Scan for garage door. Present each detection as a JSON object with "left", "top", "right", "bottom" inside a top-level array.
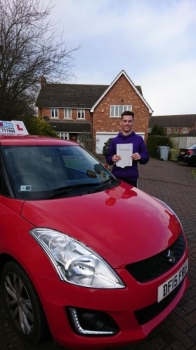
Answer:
[
  {"left": 96, "top": 132, "right": 118, "bottom": 154},
  {"left": 96, "top": 132, "right": 145, "bottom": 154}
]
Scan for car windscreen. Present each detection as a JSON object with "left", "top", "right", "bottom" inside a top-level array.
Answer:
[{"left": 3, "top": 145, "right": 117, "bottom": 200}]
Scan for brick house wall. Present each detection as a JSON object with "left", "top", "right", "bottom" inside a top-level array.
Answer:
[
  {"left": 164, "top": 127, "right": 192, "bottom": 135},
  {"left": 93, "top": 75, "right": 150, "bottom": 142},
  {"left": 38, "top": 107, "right": 92, "bottom": 122},
  {"left": 167, "top": 120, "right": 196, "bottom": 134}
]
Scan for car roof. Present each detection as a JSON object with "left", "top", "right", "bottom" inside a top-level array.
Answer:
[{"left": 0, "top": 135, "right": 78, "bottom": 147}]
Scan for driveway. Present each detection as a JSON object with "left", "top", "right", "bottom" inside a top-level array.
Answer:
[{"left": 0, "top": 158, "right": 196, "bottom": 350}]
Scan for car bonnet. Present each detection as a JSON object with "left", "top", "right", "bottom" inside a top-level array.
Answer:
[{"left": 21, "top": 183, "right": 182, "bottom": 268}]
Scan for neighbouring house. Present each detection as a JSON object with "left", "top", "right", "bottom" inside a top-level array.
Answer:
[
  {"left": 36, "top": 70, "right": 153, "bottom": 154},
  {"left": 149, "top": 114, "right": 196, "bottom": 135}
]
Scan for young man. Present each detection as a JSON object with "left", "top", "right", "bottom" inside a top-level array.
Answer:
[{"left": 105, "top": 110, "right": 149, "bottom": 187}]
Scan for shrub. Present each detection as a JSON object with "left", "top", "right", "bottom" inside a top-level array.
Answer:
[
  {"left": 150, "top": 124, "right": 166, "bottom": 136},
  {"left": 19, "top": 116, "right": 58, "bottom": 137},
  {"left": 146, "top": 135, "right": 173, "bottom": 158},
  {"left": 169, "top": 148, "right": 179, "bottom": 161}
]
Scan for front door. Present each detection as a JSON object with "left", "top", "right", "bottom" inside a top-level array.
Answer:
[{"left": 69, "top": 133, "right": 77, "bottom": 142}]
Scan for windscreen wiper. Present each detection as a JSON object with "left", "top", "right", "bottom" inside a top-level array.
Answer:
[
  {"left": 47, "top": 183, "right": 101, "bottom": 199},
  {"left": 89, "top": 178, "right": 120, "bottom": 193}
]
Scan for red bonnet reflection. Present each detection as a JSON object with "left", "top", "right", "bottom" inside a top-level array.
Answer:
[{"left": 105, "top": 183, "right": 137, "bottom": 206}]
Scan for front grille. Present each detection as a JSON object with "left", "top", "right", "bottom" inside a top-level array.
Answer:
[
  {"left": 126, "top": 232, "right": 186, "bottom": 282},
  {"left": 134, "top": 280, "right": 184, "bottom": 325}
]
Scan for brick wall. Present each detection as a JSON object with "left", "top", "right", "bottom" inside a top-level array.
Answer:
[
  {"left": 38, "top": 108, "right": 92, "bottom": 122},
  {"left": 92, "top": 75, "right": 150, "bottom": 141},
  {"left": 164, "top": 127, "right": 192, "bottom": 135}
]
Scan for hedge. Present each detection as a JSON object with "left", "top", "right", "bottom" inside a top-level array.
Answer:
[{"left": 146, "top": 135, "right": 173, "bottom": 158}]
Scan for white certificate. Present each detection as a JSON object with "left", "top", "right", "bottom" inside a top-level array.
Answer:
[{"left": 116, "top": 143, "right": 133, "bottom": 168}]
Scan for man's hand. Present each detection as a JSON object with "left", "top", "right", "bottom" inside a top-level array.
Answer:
[
  {"left": 112, "top": 155, "right": 121, "bottom": 162},
  {"left": 132, "top": 153, "right": 141, "bottom": 161}
]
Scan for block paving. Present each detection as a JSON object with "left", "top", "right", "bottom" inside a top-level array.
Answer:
[{"left": 0, "top": 158, "right": 196, "bottom": 350}]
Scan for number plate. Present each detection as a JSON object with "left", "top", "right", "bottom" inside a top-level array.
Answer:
[{"left": 157, "top": 259, "right": 188, "bottom": 303}]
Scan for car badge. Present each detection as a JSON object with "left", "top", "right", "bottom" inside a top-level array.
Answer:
[{"left": 167, "top": 249, "right": 176, "bottom": 264}]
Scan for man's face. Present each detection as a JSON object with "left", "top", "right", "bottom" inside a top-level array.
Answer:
[{"left": 120, "top": 115, "right": 134, "bottom": 134}]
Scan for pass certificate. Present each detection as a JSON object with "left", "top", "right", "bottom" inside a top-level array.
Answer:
[{"left": 116, "top": 143, "right": 133, "bottom": 168}]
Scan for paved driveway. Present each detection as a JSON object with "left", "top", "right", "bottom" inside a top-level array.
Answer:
[{"left": 0, "top": 158, "right": 196, "bottom": 350}]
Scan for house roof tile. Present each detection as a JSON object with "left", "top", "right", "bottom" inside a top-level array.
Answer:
[
  {"left": 36, "top": 72, "right": 145, "bottom": 110},
  {"left": 149, "top": 115, "right": 196, "bottom": 128},
  {"left": 36, "top": 84, "right": 109, "bottom": 108}
]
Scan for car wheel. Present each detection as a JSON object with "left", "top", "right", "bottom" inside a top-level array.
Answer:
[{"left": 1, "top": 261, "right": 49, "bottom": 344}]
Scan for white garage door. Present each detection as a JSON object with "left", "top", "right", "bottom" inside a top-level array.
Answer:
[
  {"left": 96, "top": 132, "right": 118, "bottom": 154},
  {"left": 95, "top": 132, "right": 145, "bottom": 154}
]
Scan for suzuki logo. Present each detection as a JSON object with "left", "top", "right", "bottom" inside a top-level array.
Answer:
[{"left": 167, "top": 249, "right": 176, "bottom": 264}]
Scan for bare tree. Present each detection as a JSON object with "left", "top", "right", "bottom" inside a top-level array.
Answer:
[{"left": 0, "top": 0, "right": 78, "bottom": 120}]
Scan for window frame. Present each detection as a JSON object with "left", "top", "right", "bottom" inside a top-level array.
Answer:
[
  {"left": 167, "top": 127, "right": 171, "bottom": 134},
  {"left": 110, "top": 105, "right": 132, "bottom": 118},
  {"left": 182, "top": 127, "right": 187, "bottom": 134},
  {"left": 58, "top": 132, "right": 69, "bottom": 140},
  {"left": 77, "top": 109, "right": 85, "bottom": 119},
  {"left": 64, "top": 108, "right": 72, "bottom": 119},
  {"left": 51, "top": 108, "right": 58, "bottom": 119}
]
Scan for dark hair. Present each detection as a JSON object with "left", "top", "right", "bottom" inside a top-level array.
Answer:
[{"left": 121, "top": 110, "right": 134, "bottom": 119}]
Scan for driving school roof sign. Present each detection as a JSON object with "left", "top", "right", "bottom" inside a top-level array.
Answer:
[{"left": 0, "top": 120, "right": 29, "bottom": 135}]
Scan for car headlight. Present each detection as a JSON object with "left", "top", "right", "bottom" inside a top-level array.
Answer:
[{"left": 29, "top": 228, "right": 125, "bottom": 289}]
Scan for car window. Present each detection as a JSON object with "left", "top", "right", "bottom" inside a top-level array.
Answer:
[
  {"left": 60, "top": 147, "right": 91, "bottom": 171},
  {"left": 3, "top": 145, "right": 115, "bottom": 200}
]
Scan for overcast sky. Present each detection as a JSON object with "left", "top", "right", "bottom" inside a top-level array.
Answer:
[{"left": 42, "top": 0, "right": 196, "bottom": 116}]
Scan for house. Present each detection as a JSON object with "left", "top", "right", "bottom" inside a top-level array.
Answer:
[
  {"left": 36, "top": 70, "right": 153, "bottom": 154},
  {"left": 149, "top": 115, "right": 196, "bottom": 135}
]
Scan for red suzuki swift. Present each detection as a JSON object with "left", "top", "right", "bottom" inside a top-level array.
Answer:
[{"left": 0, "top": 122, "right": 188, "bottom": 350}]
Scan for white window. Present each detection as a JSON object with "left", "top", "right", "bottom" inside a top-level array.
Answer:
[
  {"left": 173, "top": 128, "right": 178, "bottom": 134},
  {"left": 58, "top": 132, "right": 69, "bottom": 140},
  {"left": 51, "top": 108, "right": 58, "bottom": 118},
  {"left": 64, "top": 109, "right": 72, "bottom": 119},
  {"left": 167, "top": 127, "right": 171, "bottom": 134},
  {"left": 77, "top": 110, "right": 85, "bottom": 119},
  {"left": 110, "top": 105, "right": 132, "bottom": 117},
  {"left": 182, "top": 127, "right": 187, "bottom": 133}
]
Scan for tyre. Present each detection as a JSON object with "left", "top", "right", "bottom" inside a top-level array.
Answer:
[{"left": 1, "top": 261, "right": 49, "bottom": 344}]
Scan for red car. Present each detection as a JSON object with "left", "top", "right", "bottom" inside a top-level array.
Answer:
[{"left": 0, "top": 121, "right": 189, "bottom": 350}]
